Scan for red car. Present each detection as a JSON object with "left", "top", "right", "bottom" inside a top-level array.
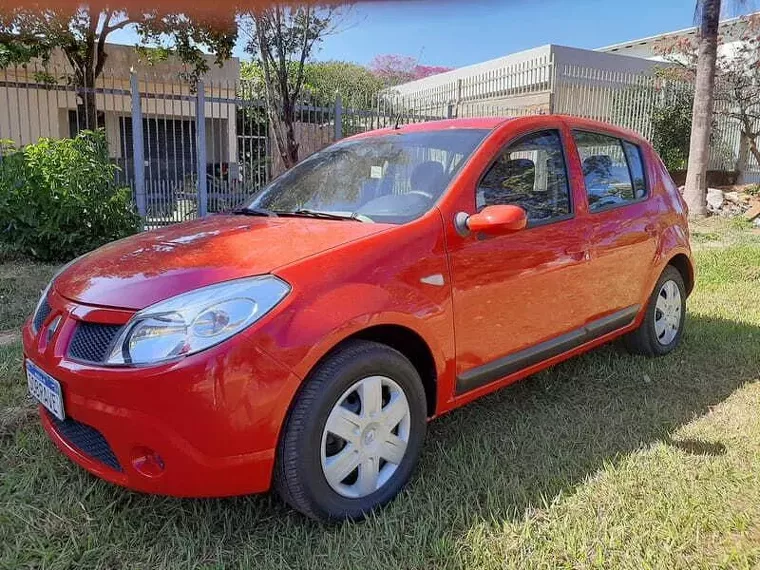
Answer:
[{"left": 23, "top": 116, "right": 693, "bottom": 521}]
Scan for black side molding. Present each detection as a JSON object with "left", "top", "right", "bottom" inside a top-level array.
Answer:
[{"left": 455, "top": 305, "right": 640, "bottom": 395}]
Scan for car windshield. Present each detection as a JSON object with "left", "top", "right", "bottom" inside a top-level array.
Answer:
[{"left": 245, "top": 129, "right": 490, "bottom": 224}]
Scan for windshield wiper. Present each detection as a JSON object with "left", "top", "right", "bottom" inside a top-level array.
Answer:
[
  {"left": 277, "top": 209, "right": 369, "bottom": 222},
  {"left": 231, "top": 207, "right": 279, "bottom": 217}
]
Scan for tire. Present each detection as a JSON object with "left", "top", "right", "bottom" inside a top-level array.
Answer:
[
  {"left": 274, "top": 340, "right": 427, "bottom": 522},
  {"left": 623, "top": 265, "right": 686, "bottom": 357}
]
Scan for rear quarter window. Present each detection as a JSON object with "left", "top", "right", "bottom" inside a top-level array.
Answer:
[{"left": 622, "top": 141, "right": 647, "bottom": 199}]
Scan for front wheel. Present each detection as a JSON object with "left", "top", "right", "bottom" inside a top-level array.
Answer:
[
  {"left": 623, "top": 265, "right": 686, "bottom": 356},
  {"left": 274, "top": 340, "right": 427, "bottom": 522}
]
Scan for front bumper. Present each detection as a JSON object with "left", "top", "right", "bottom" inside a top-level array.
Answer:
[{"left": 22, "top": 289, "right": 302, "bottom": 497}]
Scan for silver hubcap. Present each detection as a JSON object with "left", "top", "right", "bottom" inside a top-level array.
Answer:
[
  {"left": 654, "top": 279, "right": 682, "bottom": 345},
  {"left": 320, "top": 376, "right": 411, "bottom": 498}
]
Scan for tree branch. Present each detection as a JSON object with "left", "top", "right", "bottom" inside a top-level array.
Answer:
[
  {"left": 291, "top": 5, "right": 311, "bottom": 100},
  {"left": 103, "top": 18, "right": 136, "bottom": 35},
  {"left": 94, "top": 10, "right": 112, "bottom": 77}
]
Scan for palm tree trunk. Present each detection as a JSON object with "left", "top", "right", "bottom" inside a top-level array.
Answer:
[{"left": 684, "top": 0, "right": 721, "bottom": 218}]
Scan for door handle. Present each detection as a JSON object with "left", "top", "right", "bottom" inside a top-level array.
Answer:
[{"left": 565, "top": 247, "right": 589, "bottom": 261}]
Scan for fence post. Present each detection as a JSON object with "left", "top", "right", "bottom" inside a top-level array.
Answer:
[
  {"left": 196, "top": 80, "right": 208, "bottom": 218},
  {"left": 548, "top": 53, "right": 556, "bottom": 115},
  {"left": 130, "top": 72, "right": 146, "bottom": 218},
  {"left": 334, "top": 94, "right": 343, "bottom": 140}
]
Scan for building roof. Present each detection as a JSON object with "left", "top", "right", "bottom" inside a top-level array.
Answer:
[{"left": 596, "top": 11, "right": 757, "bottom": 55}]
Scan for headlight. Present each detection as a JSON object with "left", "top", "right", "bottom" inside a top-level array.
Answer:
[{"left": 106, "top": 276, "right": 290, "bottom": 366}]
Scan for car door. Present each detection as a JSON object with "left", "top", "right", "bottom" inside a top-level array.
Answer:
[
  {"left": 570, "top": 129, "right": 660, "bottom": 315},
  {"left": 443, "top": 123, "right": 594, "bottom": 397}
]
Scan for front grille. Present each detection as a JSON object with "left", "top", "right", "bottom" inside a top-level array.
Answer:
[
  {"left": 68, "top": 322, "right": 123, "bottom": 363},
  {"left": 45, "top": 410, "right": 122, "bottom": 472},
  {"left": 33, "top": 297, "right": 52, "bottom": 332}
]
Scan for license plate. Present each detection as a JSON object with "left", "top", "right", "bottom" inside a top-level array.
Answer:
[{"left": 26, "top": 360, "right": 65, "bottom": 420}]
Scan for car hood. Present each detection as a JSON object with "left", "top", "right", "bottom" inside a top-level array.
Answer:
[{"left": 54, "top": 215, "right": 391, "bottom": 310}]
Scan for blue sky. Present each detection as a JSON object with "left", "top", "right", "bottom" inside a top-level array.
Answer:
[{"left": 108, "top": 0, "right": 756, "bottom": 69}]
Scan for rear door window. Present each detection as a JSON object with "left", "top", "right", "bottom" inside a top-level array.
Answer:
[{"left": 573, "top": 131, "right": 648, "bottom": 211}]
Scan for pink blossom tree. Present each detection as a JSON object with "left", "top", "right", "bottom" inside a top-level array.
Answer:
[{"left": 368, "top": 54, "right": 452, "bottom": 86}]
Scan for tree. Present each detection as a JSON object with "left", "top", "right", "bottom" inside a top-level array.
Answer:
[
  {"left": 716, "top": 16, "right": 760, "bottom": 172},
  {"left": 0, "top": 7, "right": 236, "bottom": 132},
  {"left": 684, "top": 0, "right": 722, "bottom": 218},
  {"left": 656, "top": 13, "right": 760, "bottom": 176},
  {"left": 241, "top": 5, "right": 344, "bottom": 169},
  {"left": 303, "top": 61, "right": 384, "bottom": 105},
  {"left": 368, "top": 54, "right": 452, "bottom": 87},
  {"left": 241, "top": 59, "right": 384, "bottom": 106}
]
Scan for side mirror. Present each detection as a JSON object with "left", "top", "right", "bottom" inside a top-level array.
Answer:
[{"left": 455, "top": 205, "right": 528, "bottom": 236}]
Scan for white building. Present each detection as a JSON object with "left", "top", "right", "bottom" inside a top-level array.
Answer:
[
  {"left": 394, "top": 12, "right": 758, "bottom": 104},
  {"left": 597, "top": 13, "right": 751, "bottom": 60},
  {"left": 0, "top": 43, "right": 241, "bottom": 188},
  {"left": 390, "top": 13, "right": 759, "bottom": 181}
]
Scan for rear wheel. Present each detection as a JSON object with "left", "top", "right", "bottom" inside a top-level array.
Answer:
[
  {"left": 623, "top": 265, "right": 686, "bottom": 356},
  {"left": 274, "top": 340, "right": 427, "bottom": 522}
]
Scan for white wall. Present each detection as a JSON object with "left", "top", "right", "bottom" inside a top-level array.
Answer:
[
  {"left": 390, "top": 44, "right": 666, "bottom": 104},
  {"left": 552, "top": 45, "right": 663, "bottom": 74},
  {"left": 391, "top": 45, "right": 552, "bottom": 97}
]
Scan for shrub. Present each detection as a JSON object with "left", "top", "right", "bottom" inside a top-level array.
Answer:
[
  {"left": 651, "top": 89, "right": 693, "bottom": 172},
  {"left": 0, "top": 130, "right": 141, "bottom": 262}
]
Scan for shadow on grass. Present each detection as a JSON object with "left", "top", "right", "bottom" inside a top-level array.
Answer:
[
  {"left": 665, "top": 438, "right": 727, "bottom": 456},
  {"left": 14, "top": 314, "right": 760, "bottom": 568}
]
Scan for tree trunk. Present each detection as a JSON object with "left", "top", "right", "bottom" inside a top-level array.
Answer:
[
  {"left": 74, "top": 67, "right": 98, "bottom": 133},
  {"left": 267, "top": 102, "right": 300, "bottom": 173},
  {"left": 272, "top": 99, "right": 299, "bottom": 170},
  {"left": 684, "top": 0, "right": 721, "bottom": 218},
  {"left": 747, "top": 133, "right": 760, "bottom": 171},
  {"left": 79, "top": 89, "right": 98, "bottom": 131},
  {"left": 736, "top": 131, "right": 750, "bottom": 175},
  {"left": 284, "top": 119, "right": 299, "bottom": 167}
]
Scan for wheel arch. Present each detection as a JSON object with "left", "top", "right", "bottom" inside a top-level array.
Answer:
[
  {"left": 296, "top": 324, "right": 439, "bottom": 419},
  {"left": 666, "top": 253, "right": 694, "bottom": 296},
  {"left": 349, "top": 325, "right": 437, "bottom": 417}
]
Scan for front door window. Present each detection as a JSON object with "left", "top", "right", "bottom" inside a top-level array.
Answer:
[{"left": 477, "top": 130, "right": 571, "bottom": 224}]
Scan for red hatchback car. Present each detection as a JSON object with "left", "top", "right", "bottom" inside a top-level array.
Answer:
[{"left": 23, "top": 116, "right": 693, "bottom": 521}]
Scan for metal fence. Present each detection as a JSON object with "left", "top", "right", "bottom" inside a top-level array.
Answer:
[
  {"left": 1, "top": 55, "right": 756, "bottom": 228},
  {"left": 389, "top": 55, "right": 756, "bottom": 177},
  {"left": 552, "top": 64, "right": 748, "bottom": 173}
]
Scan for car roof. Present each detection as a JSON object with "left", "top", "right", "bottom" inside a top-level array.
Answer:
[
  {"left": 348, "top": 115, "right": 647, "bottom": 146},
  {"left": 559, "top": 115, "right": 648, "bottom": 145},
  {"left": 346, "top": 117, "right": 512, "bottom": 139}
]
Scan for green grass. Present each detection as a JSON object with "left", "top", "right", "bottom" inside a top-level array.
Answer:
[{"left": 1, "top": 219, "right": 759, "bottom": 569}]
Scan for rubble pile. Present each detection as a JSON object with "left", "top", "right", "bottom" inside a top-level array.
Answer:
[{"left": 679, "top": 185, "right": 760, "bottom": 224}]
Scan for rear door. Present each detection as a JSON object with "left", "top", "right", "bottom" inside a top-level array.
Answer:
[{"left": 570, "top": 129, "right": 659, "bottom": 315}]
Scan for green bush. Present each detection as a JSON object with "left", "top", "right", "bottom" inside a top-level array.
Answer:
[
  {"left": 651, "top": 89, "right": 693, "bottom": 172},
  {"left": 0, "top": 130, "right": 141, "bottom": 262}
]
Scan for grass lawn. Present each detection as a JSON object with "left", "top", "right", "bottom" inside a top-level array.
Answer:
[{"left": 1, "top": 218, "right": 759, "bottom": 569}]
